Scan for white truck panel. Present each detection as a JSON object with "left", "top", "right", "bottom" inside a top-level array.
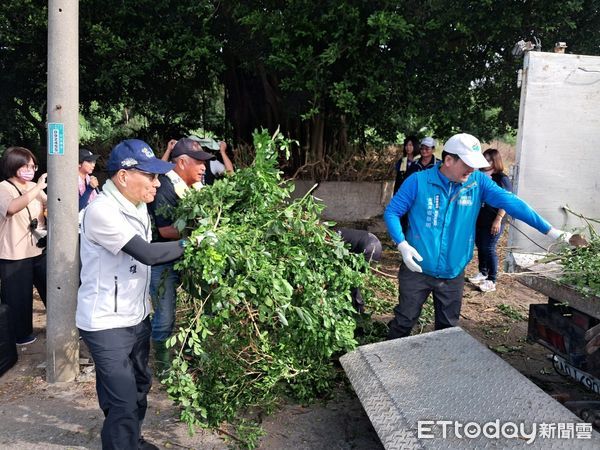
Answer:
[{"left": 508, "top": 51, "right": 600, "bottom": 257}]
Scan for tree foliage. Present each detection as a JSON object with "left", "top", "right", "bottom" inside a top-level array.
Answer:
[
  {"left": 0, "top": 0, "right": 48, "bottom": 149},
  {"left": 79, "top": 0, "right": 224, "bottom": 142},
  {"left": 221, "top": 0, "right": 600, "bottom": 156},
  {"left": 1, "top": 1, "right": 599, "bottom": 169},
  {"left": 162, "top": 129, "right": 365, "bottom": 428}
]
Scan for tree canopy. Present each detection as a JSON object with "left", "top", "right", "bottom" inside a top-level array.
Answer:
[{"left": 1, "top": 0, "right": 599, "bottom": 170}]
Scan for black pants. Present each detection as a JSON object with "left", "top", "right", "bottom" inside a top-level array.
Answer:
[
  {"left": 80, "top": 318, "right": 152, "bottom": 450},
  {"left": 0, "top": 253, "right": 47, "bottom": 341},
  {"left": 388, "top": 264, "right": 465, "bottom": 339},
  {"left": 338, "top": 228, "right": 382, "bottom": 313}
]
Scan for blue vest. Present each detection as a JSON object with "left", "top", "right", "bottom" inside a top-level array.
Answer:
[{"left": 406, "top": 169, "right": 482, "bottom": 278}]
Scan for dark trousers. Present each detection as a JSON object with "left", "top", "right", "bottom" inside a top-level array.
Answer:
[
  {"left": 0, "top": 253, "right": 47, "bottom": 341},
  {"left": 338, "top": 228, "right": 382, "bottom": 313},
  {"left": 475, "top": 224, "right": 504, "bottom": 282},
  {"left": 80, "top": 318, "right": 152, "bottom": 450},
  {"left": 388, "top": 264, "right": 465, "bottom": 339}
]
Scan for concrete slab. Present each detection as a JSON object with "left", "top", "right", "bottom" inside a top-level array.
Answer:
[{"left": 340, "top": 327, "right": 600, "bottom": 449}]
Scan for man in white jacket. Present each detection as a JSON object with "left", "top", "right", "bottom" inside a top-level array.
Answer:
[{"left": 77, "top": 139, "right": 185, "bottom": 450}]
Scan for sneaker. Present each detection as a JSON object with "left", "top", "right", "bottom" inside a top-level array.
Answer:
[
  {"left": 479, "top": 280, "right": 496, "bottom": 292},
  {"left": 468, "top": 272, "right": 487, "bottom": 284},
  {"left": 138, "top": 437, "right": 159, "bottom": 450},
  {"left": 16, "top": 335, "right": 37, "bottom": 346}
]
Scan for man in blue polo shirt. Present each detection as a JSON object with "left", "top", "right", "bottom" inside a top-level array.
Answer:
[{"left": 384, "top": 133, "right": 572, "bottom": 339}]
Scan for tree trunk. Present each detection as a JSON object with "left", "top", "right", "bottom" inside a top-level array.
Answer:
[{"left": 309, "top": 115, "right": 325, "bottom": 178}]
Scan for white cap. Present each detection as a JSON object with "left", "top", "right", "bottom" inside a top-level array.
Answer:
[
  {"left": 443, "top": 133, "right": 489, "bottom": 169},
  {"left": 420, "top": 136, "right": 435, "bottom": 147}
]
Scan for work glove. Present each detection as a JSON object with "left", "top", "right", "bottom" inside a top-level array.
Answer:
[
  {"left": 546, "top": 227, "right": 573, "bottom": 244},
  {"left": 397, "top": 241, "right": 423, "bottom": 273}
]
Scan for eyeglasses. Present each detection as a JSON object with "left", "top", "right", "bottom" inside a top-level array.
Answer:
[
  {"left": 22, "top": 164, "right": 38, "bottom": 171},
  {"left": 129, "top": 168, "right": 159, "bottom": 181}
]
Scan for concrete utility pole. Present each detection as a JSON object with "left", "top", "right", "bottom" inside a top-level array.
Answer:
[{"left": 46, "top": 0, "right": 79, "bottom": 382}]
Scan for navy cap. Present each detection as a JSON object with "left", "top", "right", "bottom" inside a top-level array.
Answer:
[
  {"left": 171, "top": 138, "right": 215, "bottom": 161},
  {"left": 106, "top": 139, "right": 174, "bottom": 174}
]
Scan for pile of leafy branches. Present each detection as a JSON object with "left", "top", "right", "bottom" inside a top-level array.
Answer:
[
  {"left": 558, "top": 232, "right": 600, "bottom": 297},
  {"left": 163, "top": 129, "right": 368, "bottom": 433}
]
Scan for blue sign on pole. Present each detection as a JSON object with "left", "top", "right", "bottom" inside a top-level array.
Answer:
[{"left": 47, "top": 123, "right": 65, "bottom": 156}]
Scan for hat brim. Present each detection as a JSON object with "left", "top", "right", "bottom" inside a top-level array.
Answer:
[
  {"left": 459, "top": 152, "right": 490, "bottom": 169},
  {"left": 134, "top": 159, "right": 175, "bottom": 174},
  {"left": 170, "top": 149, "right": 216, "bottom": 161},
  {"left": 80, "top": 155, "right": 100, "bottom": 163},
  {"left": 187, "top": 150, "right": 215, "bottom": 161}
]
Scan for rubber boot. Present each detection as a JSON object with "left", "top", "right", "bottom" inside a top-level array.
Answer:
[{"left": 152, "top": 340, "right": 170, "bottom": 379}]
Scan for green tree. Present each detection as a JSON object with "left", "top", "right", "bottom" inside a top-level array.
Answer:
[
  {"left": 0, "top": 0, "right": 224, "bottom": 152},
  {"left": 79, "top": 0, "right": 223, "bottom": 146},
  {"left": 1, "top": 1, "right": 599, "bottom": 168},
  {"left": 219, "top": 0, "right": 599, "bottom": 168},
  {"left": 0, "top": 1, "right": 48, "bottom": 150}
]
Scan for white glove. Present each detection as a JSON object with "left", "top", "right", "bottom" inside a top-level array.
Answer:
[
  {"left": 547, "top": 227, "right": 573, "bottom": 244},
  {"left": 397, "top": 241, "right": 423, "bottom": 273}
]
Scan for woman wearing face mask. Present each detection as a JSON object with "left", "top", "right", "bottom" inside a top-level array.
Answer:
[
  {"left": 469, "top": 148, "right": 512, "bottom": 293},
  {"left": 0, "top": 147, "right": 48, "bottom": 345}
]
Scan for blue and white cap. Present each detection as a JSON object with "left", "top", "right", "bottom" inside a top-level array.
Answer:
[
  {"left": 107, "top": 139, "right": 174, "bottom": 174},
  {"left": 443, "top": 133, "right": 489, "bottom": 169}
]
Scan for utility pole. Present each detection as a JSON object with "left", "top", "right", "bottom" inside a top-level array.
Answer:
[{"left": 46, "top": 0, "right": 79, "bottom": 382}]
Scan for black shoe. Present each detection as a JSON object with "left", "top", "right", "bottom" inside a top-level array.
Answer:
[
  {"left": 386, "top": 320, "right": 410, "bottom": 340},
  {"left": 16, "top": 335, "right": 37, "bottom": 346},
  {"left": 139, "top": 437, "right": 159, "bottom": 450}
]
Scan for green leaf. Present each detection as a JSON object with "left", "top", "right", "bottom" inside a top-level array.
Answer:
[{"left": 276, "top": 310, "right": 288, "bottom": 326}]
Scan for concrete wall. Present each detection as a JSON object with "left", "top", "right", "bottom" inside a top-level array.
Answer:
[{"left": 291, "top": 180, "right": 394, "bottom": 222}]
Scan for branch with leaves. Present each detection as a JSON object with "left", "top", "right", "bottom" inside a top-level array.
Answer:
[{"left": 161, "top": 129, "right": 368, "bottom": 441}]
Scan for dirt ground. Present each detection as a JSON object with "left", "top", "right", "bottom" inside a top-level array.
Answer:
[{"left": 1, "top": 228, "right": 599, "bottom": 449}]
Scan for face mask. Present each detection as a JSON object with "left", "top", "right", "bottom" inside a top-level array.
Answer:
[{"left": 17, "top": 169, "right": 35, "bottom": 181}]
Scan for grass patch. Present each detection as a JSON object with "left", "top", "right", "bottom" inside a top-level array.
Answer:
[{"left": 497, "top": 304, "right": 525, "bottom": 321}]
